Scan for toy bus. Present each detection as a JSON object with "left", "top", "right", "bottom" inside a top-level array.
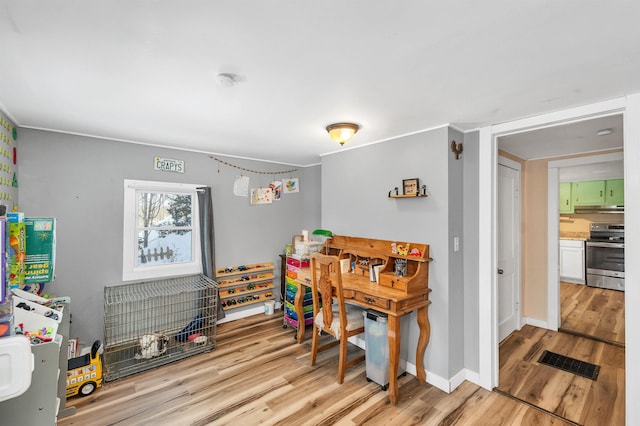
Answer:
[{"left": 66, "top": 340, "right": 103, "bottom": 398}]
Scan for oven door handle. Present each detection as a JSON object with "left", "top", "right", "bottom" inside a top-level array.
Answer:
[{"left": 586, "top": 241, "right": 624, "bottom": 248}]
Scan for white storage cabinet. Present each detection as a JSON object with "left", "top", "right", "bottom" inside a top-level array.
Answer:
[{"left": 559, "top": 239, "right": 585, "bottom": 284}]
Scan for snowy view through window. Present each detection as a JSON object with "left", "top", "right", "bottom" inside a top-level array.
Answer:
[{"left": 136, "top": 191, "right": 193, "bottom": 267}]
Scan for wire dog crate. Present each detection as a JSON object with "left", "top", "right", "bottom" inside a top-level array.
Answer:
[{"left": 103, "top": 274, "right": 217, "bottom": 382}]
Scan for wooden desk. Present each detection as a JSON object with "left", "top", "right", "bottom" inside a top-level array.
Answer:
[{"left": 291, "top": 235, "right": 432, "bottom": 405}]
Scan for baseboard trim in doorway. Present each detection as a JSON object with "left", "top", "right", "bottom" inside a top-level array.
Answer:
[
  {"left": 558, "top": 327, "right": 625, "bottom": 348},
  {"left": 493, "top": 388, "right": 580, "bottom": 426}
]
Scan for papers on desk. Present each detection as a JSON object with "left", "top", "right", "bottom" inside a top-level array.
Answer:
[
  {"left": 370, "top": 264, "right": 385, "bottom": 284},
  {"left": 340, "top": 259, "right": 350, "bottom": 274}
]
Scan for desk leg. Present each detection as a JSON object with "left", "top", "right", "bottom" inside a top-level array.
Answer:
[
  {"left": 388, "top": 315, "right": 401, "bottom": 405},
  {"left": 294, "top": 281, "right": 305, "bottom": 343},
  {"left": 415, "top": 305, "right": 430, "bottom": 384}
]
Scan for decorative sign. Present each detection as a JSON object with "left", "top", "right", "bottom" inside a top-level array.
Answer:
[{"left": 154, "top": 157, "right": 184, "bottom": 173}]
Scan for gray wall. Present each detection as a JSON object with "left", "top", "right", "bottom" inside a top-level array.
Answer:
[
  {"left": 462, "top": 131, "right": 480, "bottom": 373},
  {"left": 17, "top": 128, "right": 321, "bottom": 344},
  {"left": 447, "top": 128, "right": 464, "bottom": 377},
  {"left": 320, "top": 127, "right": 454, "bottom": 381}
]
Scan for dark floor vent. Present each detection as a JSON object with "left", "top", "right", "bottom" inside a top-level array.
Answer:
[{"left": 538, "top": 350, "right": 600, "bottom": 381}]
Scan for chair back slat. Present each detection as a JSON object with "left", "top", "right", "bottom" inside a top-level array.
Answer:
[
  {"left": 311, "top": 253, "right": 348, "bottom": 333},
  {"left": 318, "top": 260, "right": 334, "bottom": 326}
]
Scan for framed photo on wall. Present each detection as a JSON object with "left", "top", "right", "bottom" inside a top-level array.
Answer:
[{"left": 402, "top": 178, "right": 419, "bottom": 195}]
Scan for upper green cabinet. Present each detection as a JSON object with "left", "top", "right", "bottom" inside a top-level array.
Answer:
[
  {"left": 559, "top": 182, "right": 573, "bottom": 213},
  {"left": 566, "top": 178, "right": 624, "bottom": 208},
  {"left": 605, "top": 179, "right": 624, "bottom": 204},
  {"left": 573, "top": 180, "right": 605, "bottom": 206}
]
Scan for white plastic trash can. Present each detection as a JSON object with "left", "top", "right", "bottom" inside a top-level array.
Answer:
[
  {"left": 363, "top": 310, "right": 407, "bottom": 390},
  {"left": 264, "top": 300, "right": 275, "bottom": 315}
]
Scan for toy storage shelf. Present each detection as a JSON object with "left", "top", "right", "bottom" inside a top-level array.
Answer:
[
  {"left": 0, "top": 300, "right": 73, "bottom": 423},
  {"left": 215, "top": 262, "right": 275, "bottom": 312}
]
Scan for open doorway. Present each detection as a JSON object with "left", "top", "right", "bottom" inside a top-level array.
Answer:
[
  {"left": 496, "top": 115, "right": 625, "bottom": 424},
  {"left": 551, "top": 151, "right": 625, "bottom": 347},
  {"left": 496, "top": 114, "right": 624, "bottom": 338}
]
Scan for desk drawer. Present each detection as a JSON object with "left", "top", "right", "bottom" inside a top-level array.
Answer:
[
  {"left": 378, "top": 274, "right": 410, "bottom": 292},
  {"left": 348, "top": 291, "right": 389, "bottom": 310}
]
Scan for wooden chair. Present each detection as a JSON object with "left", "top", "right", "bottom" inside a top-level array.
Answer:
[{"left": 309, "top": 253, "right": 365, "bottom": 384}]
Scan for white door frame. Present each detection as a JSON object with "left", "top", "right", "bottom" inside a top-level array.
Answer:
[{"left": 478, "top": 96, "right": 630, "bottom": 390}]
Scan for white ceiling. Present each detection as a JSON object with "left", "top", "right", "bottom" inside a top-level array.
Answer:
[
  {"left": 498, "top": 114, "right": 623, "bottom": 160},
  {"left": 1, "top": 1, "right": 639, "bottom": 166}
]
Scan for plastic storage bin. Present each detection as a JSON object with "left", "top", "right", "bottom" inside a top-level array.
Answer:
[{"left": 363, "top": 310, "right": 408, "bottom": 390}]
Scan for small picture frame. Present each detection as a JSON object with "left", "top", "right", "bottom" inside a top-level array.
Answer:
[{"left": 402, "top": 178, "right": 419, "bottom": 195}]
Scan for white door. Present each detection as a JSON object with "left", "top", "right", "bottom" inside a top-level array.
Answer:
[{"left": 498, "top": 160, "right": 521, "bottom": 342}]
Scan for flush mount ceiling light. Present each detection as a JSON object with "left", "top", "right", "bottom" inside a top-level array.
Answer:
[
  {"left": 326, "top": 122, "right": 359, "bottom": 146},
  {"left": 216, "top": 73, "right": 235, "bottom": 88},
  {"left": 597, "top": 128, "right": 613, "bottom": 136}
]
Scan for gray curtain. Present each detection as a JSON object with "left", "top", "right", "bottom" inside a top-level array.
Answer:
[{"left": 197, "top": 187, "right": 225, "bottom": 319}]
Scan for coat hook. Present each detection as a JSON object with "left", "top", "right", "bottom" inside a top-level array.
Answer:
[{"left": 451, "top": 140, "right": 463, "bottom": 160}]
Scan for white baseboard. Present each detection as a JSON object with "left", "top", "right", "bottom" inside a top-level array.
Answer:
[
  {"left": 408, "top": 366, "right": 482, "bottom": 394},
  {"left": 522, "top": 316, "right": 549, "bottom": 329},
  {"left": 217, "top": 305, "right": 266, "bottom": 324},
  {"left": 217, "top": 301, "right": 283, "bottom": 324}
]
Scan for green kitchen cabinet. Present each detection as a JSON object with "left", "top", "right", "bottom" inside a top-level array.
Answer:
[
  {"left": 605, "top": 179, "right": 624, "bottom": 204},
  {"left": 559, "top": 182, "right": 573, "bottom": 213},
  {"left": 573, "top": 180, "right": 605, "bottom": 206}
]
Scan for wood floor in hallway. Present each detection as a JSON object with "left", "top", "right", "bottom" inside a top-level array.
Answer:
[
  {"left": 560, "top": 282, "right": 624, "bottom": 346},
  {"left": 498, "top": 325, "right": 624, "bottom": 426}
]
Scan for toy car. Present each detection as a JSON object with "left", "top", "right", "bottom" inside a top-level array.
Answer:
[{"left": 66, "top": 340, "right": 103, "bottom": 398}]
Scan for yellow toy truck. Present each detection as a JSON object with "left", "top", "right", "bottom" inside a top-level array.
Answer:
[{"left": 66, "top": 340, "right": 103, "bottom": 398}]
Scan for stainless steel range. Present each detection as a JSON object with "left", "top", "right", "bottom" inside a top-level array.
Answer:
[{"left": 586, "top": 223, "right": 624, "bottom": 291}]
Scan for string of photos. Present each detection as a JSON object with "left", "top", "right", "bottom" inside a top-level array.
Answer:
[{"left": 210, "top": 156, "right": 300, "bottom": 205}]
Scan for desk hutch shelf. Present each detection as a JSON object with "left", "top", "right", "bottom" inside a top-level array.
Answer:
[{"left": 215, "top": 262, "right": 275, "bottom": 311}]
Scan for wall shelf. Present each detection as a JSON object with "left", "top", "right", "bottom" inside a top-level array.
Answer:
[{"left": 388, "top": 194, "right": 428, "bottom": 199}]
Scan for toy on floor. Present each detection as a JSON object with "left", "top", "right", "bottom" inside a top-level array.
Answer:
[{"left": 66, "top": 340, "right": 103, "bottom": 398}]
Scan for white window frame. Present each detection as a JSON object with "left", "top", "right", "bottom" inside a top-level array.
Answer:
[{"left": 123, "top": 179, "right": 202, "bottom": 282}]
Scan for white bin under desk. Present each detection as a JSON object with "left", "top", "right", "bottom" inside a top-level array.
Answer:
[{"left": 363, "top": 310, "right": 409, "bottom": 390}]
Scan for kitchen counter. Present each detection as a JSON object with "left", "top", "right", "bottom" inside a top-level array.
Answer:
[{"left": 560, "top": 232, "right": 589, "bottom": 240}]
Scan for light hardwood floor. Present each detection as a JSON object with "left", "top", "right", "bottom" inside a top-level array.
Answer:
[
  {"left": 498, "top": 325, "right": 625, "bottom": 426},
  {"left": 59, "top": 315, "right": 573, "bottom": 426},
  {"left": 559, "top": 282, "right": 624, "bottom": 346},
  {"left": 492, "top": 282, "right": 626, "bottom": 426}
]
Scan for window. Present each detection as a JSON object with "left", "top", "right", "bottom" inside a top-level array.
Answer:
[{"left": 123, "top": 179, "right": 202, "bottom": 281}]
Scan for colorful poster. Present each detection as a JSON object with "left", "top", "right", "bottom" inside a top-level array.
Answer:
[
  {"left": 250, "top": 187, "right": 273, "bottom": 205},
  {"left": 7, "top": 213, "right": 25, "bottom": 288},
  {"left": 0, "top": 218, "right": 5, "bottom": 303},
  {"left": 283, "top": 178, "right": 299, "bottom": 194},
  {"left": 24, "top": 217, "right": 56, "bottom": 284},
  {"left": 270, "top": 181, "right": 282, "bottom": 201}
]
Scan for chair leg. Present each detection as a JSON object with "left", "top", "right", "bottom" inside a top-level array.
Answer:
[
  {"left": 310, "top": 325, "right": 319, "bottom": 366},
  {"left": 337, "top": 334, "right": 347, "bottom": 384}
]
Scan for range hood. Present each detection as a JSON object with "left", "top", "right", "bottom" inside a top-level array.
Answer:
[{"left": 573, "top": 205, "right": 624, "bottom": 214}]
